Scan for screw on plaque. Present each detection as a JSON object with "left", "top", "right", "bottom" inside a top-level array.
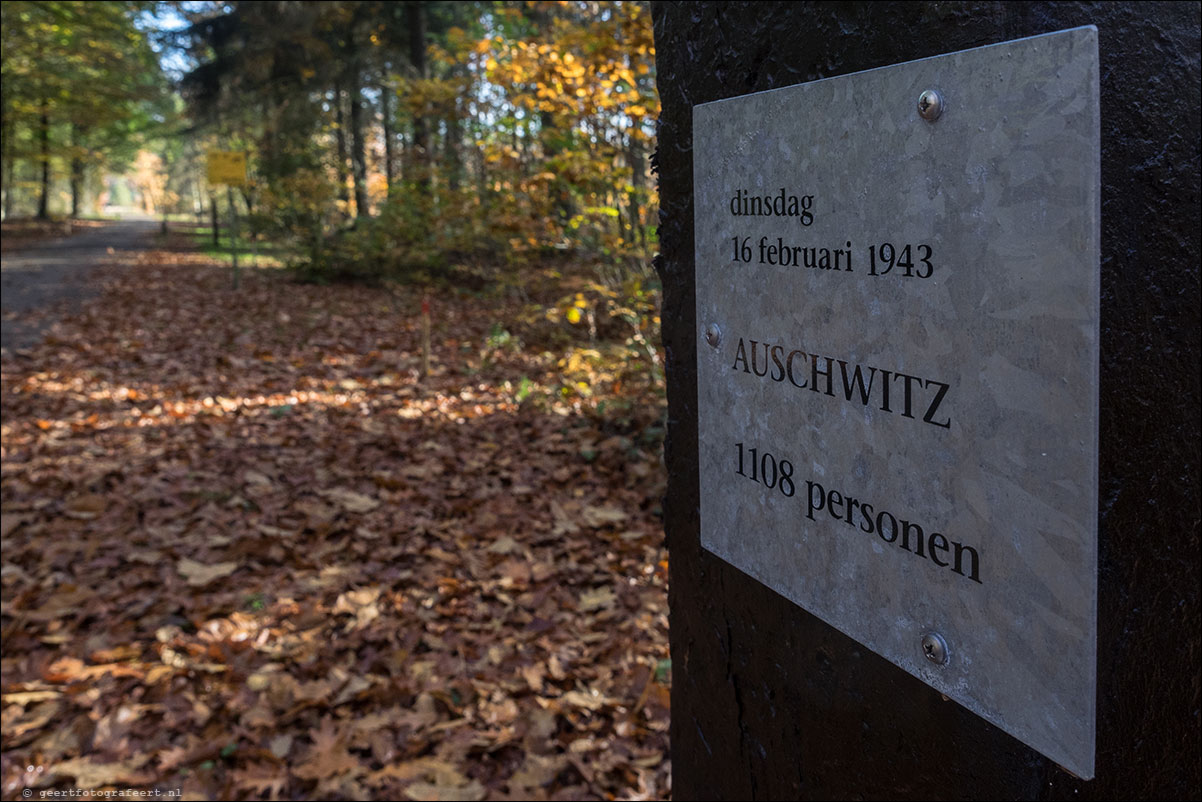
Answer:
[
  {"left": 705, "top": 323, "right": 722, "bottom": 348},
  {"left": 921, "top": 632, "right": 949, "bottom": 666},
  {"left": 917, "top": 89, "right": 944, "bottom": 122}
]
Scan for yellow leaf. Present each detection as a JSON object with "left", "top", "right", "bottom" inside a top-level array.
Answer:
[{"left": 566, "top": 308, "right": 582, "bottom": 324}]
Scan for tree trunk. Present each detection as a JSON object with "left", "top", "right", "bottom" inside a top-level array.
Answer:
[
  {"left": 407, "top": 2, "right": 429, "bottom": 196},
  {"left": 542, "top": 110, "right": 572, "bottom": 224},
  {"left": 210, "top": 194, "right": 220, "bottom": 246},
  {"left": 446, "top": 100, "right": 462, "bottom": 192},
  {"left": 2, "top": 115, "right": 14, "bottom": 219},
  {"left": 70, "top": 124, "right": 85, "bottom": 218},
  {"left": 527, "top": 4, "right": 571, "bottom": 225},
  {"left": 334, "top": 85, "right": 350, "bottom": 217},
  {"left": 381, "top": 71, "right": 395, "bottom": 193},
  {"left": 262, "top": 90, "right": 277, "bottom": 174},
  {"left": 470, "top": 93, "right": 486, "bottom": 199},
  {"left": 627, "top": 132, "right": 645, "bottom": 248},
  {"left": 37, "top": 98, "right": 50, "bottom": 220},
  {"left": 349, "top": 74, "right": 369, "bottom": 219}
]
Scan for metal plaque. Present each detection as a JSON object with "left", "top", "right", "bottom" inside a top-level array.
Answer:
[{"left": 694, "top": 28, "right": 1098, "bottom": 777}]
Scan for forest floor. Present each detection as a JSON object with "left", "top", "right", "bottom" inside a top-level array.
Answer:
[{"left": 0, "top": 226, "right": 670, "bottom": 801}]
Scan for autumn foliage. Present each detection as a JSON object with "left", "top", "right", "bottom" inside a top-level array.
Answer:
[
  {"left": 3, "top": 1, "right": 669, "bottom": 798},
  {"left": 0, "top": 1, "right": 170, "bottom": 220},
  {"left": 1, "top": 230, "right": 670, "bottom": 799},
  {"left": 181, "top": 1, "right": 658, "bottom": 287}
]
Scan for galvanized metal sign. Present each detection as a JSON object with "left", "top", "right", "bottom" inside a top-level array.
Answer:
[{"left": 694, "top": 27, "right": 1099, "bottom": 777}]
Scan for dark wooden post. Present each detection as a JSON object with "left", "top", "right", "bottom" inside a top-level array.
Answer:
[{"left": 652, "top": 2, "right": 1200, "bottom": 798}]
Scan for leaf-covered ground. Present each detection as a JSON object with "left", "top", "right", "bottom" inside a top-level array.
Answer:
[{"left": 1, "top": 231, "right": 670, "bottom": 800}]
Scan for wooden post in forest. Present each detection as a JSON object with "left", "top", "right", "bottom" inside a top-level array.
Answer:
[
  {"left": 209, "top": 195, "right": 219, "bottom": 246},
  {"left": 227, "top": 185, "right": 240, "bottom": 290},
  {"left": 652, "top": 2, "right": 1200, "bottom": 798},
  {"left": 207, "top": 150, "right": 247, "bottom": 291}
]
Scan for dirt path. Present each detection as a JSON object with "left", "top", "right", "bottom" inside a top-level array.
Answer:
[{"left": 1, "top": 219, "right": 159, "bottom": 351}]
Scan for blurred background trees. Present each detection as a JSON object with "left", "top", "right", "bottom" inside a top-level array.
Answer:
[
  {"left": 1, "top": 0, "right": 659, "bottom": 311},
  {"left": 176, "top": 0, "right": 659, "bottom": 286},
  {"left": 1, "top": 0, "right": 663, "bottom": 428},
  {"left": 1, "top": 0, "right": 170, "bottom": 219}
]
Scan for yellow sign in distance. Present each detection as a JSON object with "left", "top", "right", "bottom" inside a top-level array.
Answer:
[{"left": 207, "top": 151, "right": 247, "bottom": 186}]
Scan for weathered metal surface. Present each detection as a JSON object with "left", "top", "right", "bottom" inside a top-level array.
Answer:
[{"left": 693, "top": 28, "right": 1099, "bottom": 777}]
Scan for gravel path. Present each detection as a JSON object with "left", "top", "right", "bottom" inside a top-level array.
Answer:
[{"left": 1, "top": 219, "right": 158, "bottom": 352}]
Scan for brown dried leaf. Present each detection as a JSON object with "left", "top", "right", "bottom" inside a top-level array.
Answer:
[
  {"left": 487, "top": 535, "right": 520, "bottom": 554},
  {"left": 49, "top": 757, "right": 151, "bottom": 787},
  {"left": 232, "top": 761, "right": 288, "bottom": 798},
  {"left": 509, "top": 753, "right": 569, "bottom": 792},
  {"left": 294, "top": 717, "right": 360, "bottom": 780},
  {"left": 64, "top": 493, "right": 107, "bottom": 520},
  {"left": 4, "top": 700, "right": 63, "bottom": 741}
]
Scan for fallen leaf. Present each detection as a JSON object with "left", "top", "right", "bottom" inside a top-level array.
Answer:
[
  {"left": 64, "top": 493, "right": 106, "bottom": 520},
  {"left": 294, "top": 717, "right": 359, "bottom": 780},
  {"left": 5, "top": 700, "right": 63, "bottom": 740},
  {"left": 562, "top": 689, "right": 611, "bottom": 711},
  {"left": 176, "top": 558, "right": 239, "bottom": 586},
  {"left": 508, "top": 753, "right": 569, "bottom": 792},
  {"left": 232, "top": 762, "right": 288, "bottom": 798},
  {"left": 487, "top": 535, "right": 520, "bottom": 554},
  {"left": 581, "top": 504, "right": 626, "bottom": 527},
  {"left": 1, "top": 691, "right": 61, "bottom": 705},
  {"left": 49, "top": 757, "right": 151, "bottom": 787},
  {"left": 268, "top": 733, "right": 294, "bottom": 759},
  {"left": 578, "top": 586, "right": 616, "bottom": 611},
  {"left": 404, "top": 780, "right": 486, "bottom": 801},
  {"left": 321, "top": 487, "right": 380, "bottom": 514}
]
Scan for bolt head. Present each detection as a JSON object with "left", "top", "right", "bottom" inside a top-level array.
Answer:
[
  {"left": 921, "top": 632, "right": 949, "bottom": 666},
  {"left": 918, "top": 89, "right": 944, "bottom": 122},
  {"left": 705, "top": 323, "right": 722, "bottom": 348}
]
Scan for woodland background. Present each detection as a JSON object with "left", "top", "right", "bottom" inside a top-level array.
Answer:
[{"left": 2, "top": 2, "right": 669, "bottom": 799}]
